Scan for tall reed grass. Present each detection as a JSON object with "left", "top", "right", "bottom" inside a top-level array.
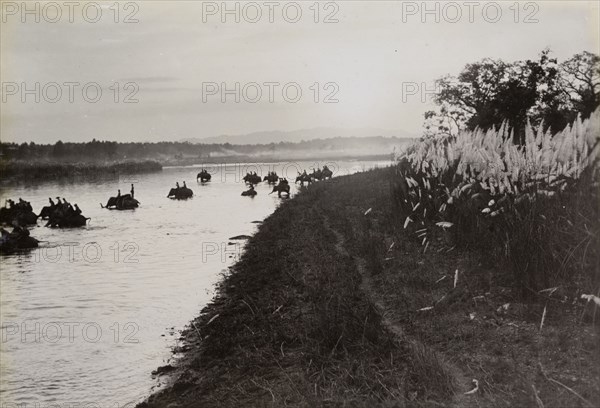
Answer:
[{"left": 394, "top": 109, "right": 600, "bottom": 297}]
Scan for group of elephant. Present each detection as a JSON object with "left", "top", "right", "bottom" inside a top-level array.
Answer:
[
  {"left": 182, "top": 166, "right": 334, "bottom": 199},
  {"left": 0, "top": 197, "right": 90, "bottom": 253},
  {"left": 1, "top": 184, "right": 139, "bottom": 253},
  {"left": 239, "top": 171, "right": 291, "bottom": 197},
  {"left": 294, "top": 166, "right": 334, "bottom": 185},
  {"left": 41, "top": 197, "right": 89, "bottom": 228},
  {"left": 238, "top": 166, "right": 333, "bottom": 198},
  {"left": 0, "top": 166, "right": 336, "bottom": 253},
  {"left": 1, "top": 197, "right": 89, "bottom": 229},
  {"left": 240, "top": 175, "right": 291, "bottom": 197}
]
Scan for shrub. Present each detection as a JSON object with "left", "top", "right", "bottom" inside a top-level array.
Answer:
[{"left": 393, "top": 109, "right": 600, "bottom": 297}]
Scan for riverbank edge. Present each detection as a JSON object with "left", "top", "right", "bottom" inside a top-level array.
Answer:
[
  {"left": 0, "top": 160, "right": 163, "bottom": 183},
  {"left": 138, "top": 168, "right": 430, "bottom": 407},
  {"left": 138, "top": 167, "right": 599, "bottom": 408}
]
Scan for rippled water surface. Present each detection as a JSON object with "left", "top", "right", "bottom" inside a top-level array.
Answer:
[{"left": 0, "top": 160, "right": 388, "bottom": 406}]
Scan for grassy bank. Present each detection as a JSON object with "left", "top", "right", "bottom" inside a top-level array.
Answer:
[
  {"left": 0, "top": 160, "right": 162, "bottom": 183},
  {"left": 140, "top": 168, "right": 599, "bottom": 407}
]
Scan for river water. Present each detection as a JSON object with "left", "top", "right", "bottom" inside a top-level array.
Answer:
[{"left": 0, "top": 160, "right": 388, "bottom": 408}]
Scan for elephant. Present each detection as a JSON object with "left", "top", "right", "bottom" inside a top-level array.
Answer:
[
  {"left": 311, "top": 169, "right": 323, "bottom": 181},
  {"left": 243, "top": 173, "right": 261, "bottom": 185},
  {"left": 263, "top": 172, "right": 279, "bottom": 184},
  {"left": 270, "top": 182, "right": 290, "bottom": 198},
  {"left": 102, "top": 194, "right": 140, "bottom": 210},
  {"left": 46, "top": 213, "right": 90, "bottom": 228},
  {"left": 38, "top": 206, "right": 53, "bottom": 220},
  {"left": 321, "top": 167, "right": 333, "bottom": 179},
  {"left": 241, "top": 187, "right": 257, "bottom": 197},
  {"left": 14, "top": 211, "right": 38, "bottom": 226},
  {"left": 197, "top": 170, "right": 212, "bottom": 182},
  {"left": 0, "top": 229, "right": 39, "bottom": 253},
  {"left": 43, "top": 200, "right": 89, "bottom": 228},
  {"left": 0, "top": 204, "right": 38, "bottom": 226},
  {"left": 167, "top": 187, "right": 194, "bottom": 199},
  {"left": 295, "top": 173, "right": 312, "bottom": 186}
]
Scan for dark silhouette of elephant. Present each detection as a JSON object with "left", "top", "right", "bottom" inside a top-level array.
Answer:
[
  {"left": 197, "top": 170, "right": 212, "bottom": 182},
  {"left": 0, "top": 201, "right": 37, "bottom": 226},
  {"left": 295, "top": 173, "right": 312, "bottom": 186},
  {"left": 263, "top": 172, "right": 279, "bottom": 184},
  {"left": 243, "top": 173, "right": 261, "bottom": 185},
  {"left": 270, "top": 182, "right": 290, "bottom": 198},
  {"left": 167, "top": 187, "right": 194, "bottom": 199},
  {"left": 102, "top": 194, "right": 140, "bottom": 210},
  {"left": 0, "top": 227, "right": 39, "bottom": 253}
]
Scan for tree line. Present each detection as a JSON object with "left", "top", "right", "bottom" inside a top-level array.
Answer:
[{"left": 0, "top": 137, "right": 404, "bottom": 162}]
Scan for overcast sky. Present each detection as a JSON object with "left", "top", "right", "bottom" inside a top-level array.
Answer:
[{"left": 1, "top": 0, "right": 599, "bottom": 144}]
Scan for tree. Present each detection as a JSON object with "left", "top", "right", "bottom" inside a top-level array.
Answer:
[
  {"left": 559, "top": 51, "right": 600, "bottom": 119},
  {"left": 426, "top": 50, "right": 600, "bottom": 143},
  {"left": 52, "top": 140, "right": 65, "bottom": 158},
  {"left": 423, "top": 105, "right": 466, "bottom": 138}
]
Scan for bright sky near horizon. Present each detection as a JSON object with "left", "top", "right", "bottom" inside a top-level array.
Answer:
[{"left": 1, "top": 0, "right": 599, "bottom": 144}]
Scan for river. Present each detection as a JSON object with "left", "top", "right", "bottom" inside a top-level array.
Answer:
[{"left": 0, "top": 160, "right": 389, "bottom": 407}]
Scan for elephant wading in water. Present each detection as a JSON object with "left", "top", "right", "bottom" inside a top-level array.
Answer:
[
  {"left": 295, "top": 172, "right": 312, "bottom": 186},
  {"left": 47, "top": 214, "right": 89, "bottom": 228},
  {"left": 243, "top": 173, "right": 261, "bottom": 185},
  {"left": 241, "top": 185, "right": 257, "bottom": 197},
  {"left": 311, "top": 169, "right": 324, "bottom": 181},
  {"left": 168, "top": 182, "right": 194, "bottom": 199},
  {"left": 0, "top": 226, "right": 39, "bottom": 253},
  {"left": 270, "top": 180, "right": 290, "bottom": 198},
  {"left": 263, "top": 172, "right": 279, "bottom": 184},
  {"left": 0, "top": 199, "right": 38, "bottom": 226},
  {"left": 310, "top": 166, "right": 333, "bottom": 182},
  {"left": 38, "top": 205, "right": 53, "bottom": 220},
  {"left": 197, "top": 170, "right": 212, "bottom": 182},
  {"left": 102, "top": 185, "right": 140, "bottom": 210},
  {"left": 45, "top": 198, "right": 90, "bottom": 228}
]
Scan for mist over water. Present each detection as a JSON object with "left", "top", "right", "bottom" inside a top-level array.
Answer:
[{"left": 0, "top": 160, "right": 387, "bottom": 406}]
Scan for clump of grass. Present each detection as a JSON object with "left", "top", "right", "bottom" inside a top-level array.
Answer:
[
  {"left": 406, "top": 341, "right": 457, "bottom": 400},
  {"left": 393, "top": 109, "right": 600, "bottom": 298}
]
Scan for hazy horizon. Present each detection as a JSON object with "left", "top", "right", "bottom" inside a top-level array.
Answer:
[{"left": 1, "top": 1, "right": 599, "bottom": 144}]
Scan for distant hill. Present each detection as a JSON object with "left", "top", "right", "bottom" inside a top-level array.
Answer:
[{"left": 181, "top": 127, "right": 416, "bottom": 145}]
